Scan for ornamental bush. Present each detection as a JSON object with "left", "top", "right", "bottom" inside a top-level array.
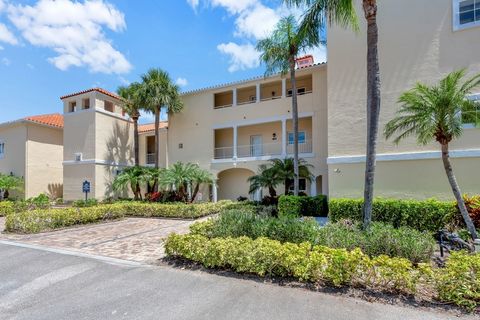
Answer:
[
  {"left": 0, "top": 201, "right": 14, "bottom": 216},
  {"left": 165, "top": 233, "right": 479, "bottom": 311},
  {"left": 5, "top": 200, "right": 240, "bottom": 234},
  {"left": 278, "top": 195, "right": 328, "bottom": 217},
  {"left": 329, "top": 198, "right": 457, "bottom": 232}
]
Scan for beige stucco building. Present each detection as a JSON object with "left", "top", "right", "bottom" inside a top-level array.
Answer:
[{"left": 0, "top": 0, "right": 479, "bottom": 201}]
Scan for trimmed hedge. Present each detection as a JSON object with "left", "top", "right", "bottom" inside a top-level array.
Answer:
[
  {"left": 278, "top": 195, "right": 328, "bottom": 217},
  {"left": 0, "top": 201, "right": 14, "bottom": 216},
  {"left": 165, "top": 234, "right": 480, "bottom": 311},
  {"left": 5, "top": 200, "right": 239, "bottom": 234},
  {"left": 329, "top": 198, "right": 456, "bottom": 232}
]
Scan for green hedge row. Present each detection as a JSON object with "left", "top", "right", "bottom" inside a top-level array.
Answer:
[
  {"left": 278, "top": 195, "right": 328, "bottom": 217},
  {"left": 0, "top": 201, "right": 14, "bottom": 217},
  {"left": 5, "top": 200, "right": 239, "bottom": 234},
  {"left": 329, "top": 198, "right": 457, "bottom": 232},
  {"left": 165, "top": 233, "right": 480, "bottom": 311}
]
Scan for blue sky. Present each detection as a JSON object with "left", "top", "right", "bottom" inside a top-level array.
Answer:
[{"left": 0, "top": 0, "right": 326, "bottom": 124}]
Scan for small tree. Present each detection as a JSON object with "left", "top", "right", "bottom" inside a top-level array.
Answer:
[
  {"left": 385, "top": 69, "right": 480, "bottom": 240},
  {"left": 269, "top": 158, "right": 313, "bottom": 195},
  {"left": 112, "top": 166, "right": 147, "bottom": 201},
  {"left": 248, "top": 164, "right": 283, "bottom": 199},
  {"left": 0, "top": 173, "right": 23, "bottom": 200},
  {"left": 190, "top": 167, "right": 215, "bottom": 203}
]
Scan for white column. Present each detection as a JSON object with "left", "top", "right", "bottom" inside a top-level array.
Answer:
[
  {"left": 281, "top": 119, "right": 287, "bottom": 157},
  {"left": 233, "top": 126, "right": 238, "bottom": 159},
  {"left": 310, "top": 176, "right": 317, "bottom": 196},
  {"left": 212, "top": 184, "right": 218, "bottom": 203},
  {"left": 256, "top": 83, "right": 261, "bottom": 103},
  {"left": 233, "top": 88, "right": 237, "bottom": 107},
  {"left": 282, "top": 78, "right": 287, "bottom": 98}
]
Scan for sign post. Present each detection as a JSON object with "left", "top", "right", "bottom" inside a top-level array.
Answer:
[{"left": 82, "top": 180, "right": 91, "bottom": 202}]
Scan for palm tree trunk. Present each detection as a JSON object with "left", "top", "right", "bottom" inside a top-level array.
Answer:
[
  {"left": 441, "top": 143, "right": 478, "bottom": 240},
  {"left": 133, "top": 116, "right": 140, "bottom": 166},
  {"left": 154, "top": 107, "right": 160, "bottom": 192},
  {"left": 362, "top": 0, "right": 381, "bottom": 230},
  {"left": 290, "top": 60, "right": 300, "bottom": 196},
  {"left": 191, "top": 183, "right": 200, "bottom": 203}
]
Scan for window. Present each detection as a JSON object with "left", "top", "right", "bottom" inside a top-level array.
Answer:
[
  {"left": 0, "top": 142, "right": 4, "bottom": 158},
  {"left": 69, "top": 101, "right": 77, "bottom": 113},
  {"left": 287, "top": 87, "right": 306, "bottom": 97},
  {"left": 82, "top": 98, "right": 90, "bottom": 110},
  {"left": 288, "top": 178, "right": 307, "bottom": 192},
  {"left": 104, "top": 101, "right": 114, "bottom": 113},
  {"left": 454, "top": 0, "right": 480, "bottom": 30},
  {"left": 288, "top": 131, "right": 306, "bottom": 145}
]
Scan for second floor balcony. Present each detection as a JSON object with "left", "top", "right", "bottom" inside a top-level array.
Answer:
[{"left": 213, "top": 116, "right": 314, "bottom": 162}]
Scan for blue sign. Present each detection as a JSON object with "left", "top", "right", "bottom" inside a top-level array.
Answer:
[{"left": 82, "top": 181, "right": 91, "bottom": 193}]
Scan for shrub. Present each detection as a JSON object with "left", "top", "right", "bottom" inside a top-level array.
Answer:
[
  {"left": 329, "top": 198, "right": 456, "bottom": 232},
  {"left": 165, "top": 234, "right": 431, "bottom": 294},
  {"left": 5, "top": 200, "right": 242, "bottom": 234},
  {"left": 435, "top": 251, "right": 480, "bottom": 311},
  {"left": 73, "top": 199, "right": 99, "bottom": 208},
  {"left": 192, "top": 210, "right": 435, "bottom": 263},
  {"left": 278, "top": 195, "right": 328, "bottom": 217},
  {"left": 462, "top": 195, "right": 480, "bottom": 229},
  {"left": 0, "top": 201, "right": 14, "bottom": 216},
  {"left": 27, "top": 193, "right": 51, "bottom": 209}
]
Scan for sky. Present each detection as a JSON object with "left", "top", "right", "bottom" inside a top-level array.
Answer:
[{"left": 0, "top": 0, "right": 326, "bottom": 124}]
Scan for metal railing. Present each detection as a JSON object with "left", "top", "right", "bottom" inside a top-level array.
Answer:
[
  {"left": 214, "top": 140, "right": 313, "bottom": 160},
  {"left": 146, "top": 153, "right": 155, "bottom": 164}
]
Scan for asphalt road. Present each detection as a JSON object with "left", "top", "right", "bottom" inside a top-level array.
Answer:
[{"left": 0, "top": 242, "right": 475, "bottom": 320}]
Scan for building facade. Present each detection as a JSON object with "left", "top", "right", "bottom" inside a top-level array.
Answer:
[{"left": 0, "top": 0, "right": 479, "bottom": 201}]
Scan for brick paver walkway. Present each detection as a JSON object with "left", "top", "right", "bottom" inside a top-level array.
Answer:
[{"left": 0, "top": 216, "right": 201, "bottom": 263}]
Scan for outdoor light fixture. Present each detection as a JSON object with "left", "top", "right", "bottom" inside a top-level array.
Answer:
[{"left": 272, "top": 133, "right": 277, "bottom": 141}]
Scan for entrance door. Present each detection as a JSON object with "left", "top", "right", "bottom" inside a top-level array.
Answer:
[{"left": 250, "top": 135, "right": 263, "bottom": 157}]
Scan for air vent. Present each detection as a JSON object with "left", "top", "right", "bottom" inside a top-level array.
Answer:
[{"left": 74, "top": 153, "right": 83, "bottom": 162}]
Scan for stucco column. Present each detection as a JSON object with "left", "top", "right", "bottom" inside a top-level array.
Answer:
[
  {"left": 233, "top": 126, "right": 238, "bottom": 159},
  {"left": 212, "top": 184, "right": 218, "bottom": 203},
  {"left": 233, "top": 88, "right": 237, "bottom": 107},
  {"left": 310, "top": 176, "right": 317, "bottom": 196},
  {"left": 281, "top": 119, "right": 287, "bottom": 157},
  {"left": 282, "top": 78, "right": 287, "bottom": 98},
  {"left": 256, "top": 83, "right": 261, "bottom": 103}
]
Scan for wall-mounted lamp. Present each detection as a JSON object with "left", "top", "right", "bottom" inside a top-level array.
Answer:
[
  {"left": 272, "top": 133, "right": 277, "bottom": 141},
  {"left": 334, "top": 168, "right": 341, "bottom": 173}
]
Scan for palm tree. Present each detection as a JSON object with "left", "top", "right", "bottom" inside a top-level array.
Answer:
[
  {"left": 112, "top": 166, "right": 146, "bottom": 201},
  {"left": 190, "top": 167, "right": 215, "bottom": 203},
  {"left": 117, "top": 82, "right": 143, "bottom": 166},
  {"left": 159, "top": 162, "right": 197, "bottom": 202},
  {"left": 256, "top": 15, "right": 316, "bottom": 196},
  {"left": 140, "top": 68, "right": 184, "bottom": 190},
  {"left": 248, "top": 164, "right": 283, "bottom": 198},
  {"left": 385, "top": 69, "right": 480, "bottom": 240},
  {"left": 284, "top": 0, "right": 378, "bottom": 228},
  {"left": 269, "top": 158, "right": 313, "bottom": 195}
]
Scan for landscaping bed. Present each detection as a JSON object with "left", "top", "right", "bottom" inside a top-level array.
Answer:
[{"left": 4, "top": 200, "right": 241, "bottom": 234}]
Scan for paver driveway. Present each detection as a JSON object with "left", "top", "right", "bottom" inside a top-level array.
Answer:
[{"left": 0, "top": 216, "right": 200, "bottom": 263}]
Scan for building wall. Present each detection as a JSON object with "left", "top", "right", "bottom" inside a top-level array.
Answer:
[
  {"left": 63, "top": 164, "right": 96, "bottom": 201},
  {"left": 25, "top": 124, "right": 63, "bottom": 199},
  {"left": 327, "top": 0, "right": 480, "bottom": 199},
  {"left": 0, "top": 123, "right": 26, "bottom": 199},
  {"left": 138, "top": 130, "right": 168, "bottom": 167}
]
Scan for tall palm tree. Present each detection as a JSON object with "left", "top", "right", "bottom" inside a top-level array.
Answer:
[
  {"left": 284, "top": 0, "right": 379, "bottom": 229},
  {"left": 385, "top": 69, "right": 480, "bottom": 240},
  {"left": 140, "top": 68, "right": 184, "bottom": 190},
  {"left": 256, "top": 15, "right": 316, "bottom": 196},
  {"left": 117, "top": 82, "right": 143, "bottom": 166}
]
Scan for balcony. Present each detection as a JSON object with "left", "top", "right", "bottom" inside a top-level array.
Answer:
[
  {"left": 146, "top": 153, "right": 155, "bottom": 165},
  {"left": 213, "top": 117, "right": 313, "bottom": 161}
]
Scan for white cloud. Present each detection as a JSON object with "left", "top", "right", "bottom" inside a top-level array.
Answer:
[
  {"left": 186, "top": 0, "right": 199, "bottom": 11},
  {"left": 217, "top": 42, "right": 260, "bottom": 72},
  {"left": 118, "top": 76, "right": 130, "bottom": 85},
  {"left": 234, "top": 3, "right": 280, "bottom": 39},
  {"left": 0, "top": 45, "right": 3, "bottom": 50},
  {"left": 0, "top": 23, "right": 18, "bottom": 45},
  {"left": 1, "top": 57, "right": 10, "bottom": 66},
  {"left": 176, "top": 77, "right": 188, "bottom": 87},
  {"left": 7, "top": 0, "right": 131, "bottom": 74},
  {"left": 210, "top": 0, "right": 257, "bottom": 14},
  {"left": 0, "top": 0, "right": 5, "bottom": 12},
  {"left": 27, "top": 63, "right": 34, "bottom": 69}
]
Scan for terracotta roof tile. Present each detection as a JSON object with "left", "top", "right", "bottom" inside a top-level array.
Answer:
[
  {"left": 138, "top": 122, "right": 168, "bottom": 133},
  {"left": 60, "top": 88, "right": 122, "bottom": 101},
  {"left": 24, "top": 113, "right": 64, "bottom": 128}
]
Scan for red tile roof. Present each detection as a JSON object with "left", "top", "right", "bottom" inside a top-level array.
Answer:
[
  {"left": 24, "top": 113, "right": 64, "bottom": 128},
  {"left": 60, "top": 88, "right": 122, "bottom": 101},
  {"left": 138, "top": 122, "right": 168, "bottom": 133}
]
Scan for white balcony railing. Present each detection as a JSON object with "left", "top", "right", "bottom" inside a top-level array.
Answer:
[
  {"left": 146, "top": 153, "right": 155, "bottom": 165},
  {"left": 213, "top": 139, "right": 313, "bottom": 160}
]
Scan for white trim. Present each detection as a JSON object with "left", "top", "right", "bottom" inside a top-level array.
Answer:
[
  {"left": 63, "top": 159, "right": 132, "bottom": 167},
  {"left": 327, "top": 149, "right": 480, "bottom": 164},
  {"left": 453, "top": 0, "right": 480, "bottom": 31},
  {"left": 213, "top": 112, "right": 314, "bottom": 129},
  {"left": 212, "top": 152, "right": 315, "bottom": 164}
]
